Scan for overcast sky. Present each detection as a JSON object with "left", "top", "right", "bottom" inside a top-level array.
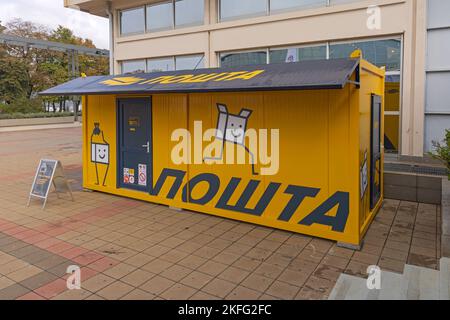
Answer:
[{"left": 0, "top": 0, "right": 109, "bottom": 49}]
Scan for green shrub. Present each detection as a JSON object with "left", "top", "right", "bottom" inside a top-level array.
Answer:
[
  {"left": 429, "top": 129, "right": 450, "bottom": 180},
  {"left": 0, "top": 112, "right": 76, "bottom": 120},
  {"left": 0, "top": 97, "right": 44, "bottom": 114}
]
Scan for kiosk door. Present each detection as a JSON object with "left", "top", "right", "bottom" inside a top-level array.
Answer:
[{"left": 118, "top": 98, "right": 152, "bottom": 192}]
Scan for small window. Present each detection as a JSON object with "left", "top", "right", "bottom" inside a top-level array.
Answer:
[
  {"left": 175, "top": 55, "right": 205, "bottom": 70},
  {"left": 220, "top": 0, "right": 267, "bottom": 21},
  {"left": 120, "top": 7, "right": 145, "bottom": 35},
  {"left": 175, "top": 0, "right": 205, "bottom": 28},
  {"left": 147, "top": 57, "right": 176, "bottom": 72},
  {"left": 122, "top": 60, "right": 146, "bottom": 74},
  {"left": 146, "top": 1, "right": 174, "bottom": 32}
]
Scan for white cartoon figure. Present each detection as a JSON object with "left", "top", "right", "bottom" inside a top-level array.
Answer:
[
  {"left": 91, "top": 123, "right": 110, "bottom": 186},
  {"left": 205, "top": 103, "right": 257, "bottom": 175}
]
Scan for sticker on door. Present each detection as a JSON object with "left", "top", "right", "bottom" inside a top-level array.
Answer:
[
  {"left": 138, "top": 164, "right": 147, "bottom": 186},
  {"left": 123, "top": 168, "right": 129, "bottom": 184},
  {"left": 129, "top": 169, "right": 135, "bottom": 184}
]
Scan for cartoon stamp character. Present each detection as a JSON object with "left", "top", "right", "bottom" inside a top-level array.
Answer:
[
  {"left": 91, "top": 123, "right": 110, "bottom": 186},
  {"left": 204, "top": 103, "right": 258, "bottom": 175}
]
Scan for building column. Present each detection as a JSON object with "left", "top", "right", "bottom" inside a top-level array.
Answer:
[
  {"left": 400, "top": 0, "right": 427, "bottom": 158},
  {"left": 411, "top": 0, "right": 427, "bottom": 157},
  {"left": 207, "top": 0, "right": 218, "bottom": 68}
]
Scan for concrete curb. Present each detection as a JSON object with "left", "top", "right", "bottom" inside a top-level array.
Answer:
[
  {"left": 0, "top": 116, "right": 75, "bottom": 128},
  {"left": 0, "top": 122, "right": 81, "bottom": 132}
]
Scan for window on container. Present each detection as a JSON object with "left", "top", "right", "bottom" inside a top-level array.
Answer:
[
  {"left": 175, "top": 0, "right": 204, "bottom": 28},
  {"left": 122, "top": 60, "right": 146, "bottom": 74},
  {"left": 220, "top": 0, "right": 267, "bottom": 21},
  {"left": 175, "top": 54, "right": 205, "bottom": 70},
  {"left": 147, "top": 57, "right": 175, "bottom": 72},
  {"left": 120, "top": 7, "right": 145, "bottom": 35},
  {"left": 270, "top": 0, "right": 326, "bottom": 13},
  {"left": 269, "top": 45, "right": 327, "bottom": 63},
  {"left": 220, "top": 51, "right": 267, "bottom": 67},
  {"left": 146, "top": 1, "right": 174, "bottom": 32},
  {"left": 329, "top": 39, "right": 401, "bottom": 71}
]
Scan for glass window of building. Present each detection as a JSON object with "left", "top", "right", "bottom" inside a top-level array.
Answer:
[
  {"left": 120, "top": 7, "right": 145, "bottom": 35},
  {"left": 147, "top": 57, "right": 175, "bottom": 72},
  {"left": 175, "top": 0, "right": 204, "bottom": 28},
  {"left": 122, "top": 60, "right": 146, "bottom": 74},
  {"left": 270, "top": 0, "right": 326, "bottom": 13},
  {"left": 329, "top": 39, "right": 402, "bottom": 151},
  {"left": 175, "top": 55, "right": 205, "bottom": 70},
  {"left": 269, "top": 45, "right": 327, "bottom": 63},
  {"left": 146, "top": 1, "right": 174, "bottom": 32},
  {"left": 220, "top": 0, "right": 267, "bottom": 21},
  {"left": 329, "top": 0, "right": 362, "bottom": 6},
  {"left": 329, "top": 39, "right": 401, "bottom": 71},
  {"left": 220, "top": 51, "right": 268, "bottom": 67}
]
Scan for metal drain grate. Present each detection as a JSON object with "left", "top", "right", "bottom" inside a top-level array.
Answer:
[{"left": 385, "top": 162, "right": 448, "bottom": 177}]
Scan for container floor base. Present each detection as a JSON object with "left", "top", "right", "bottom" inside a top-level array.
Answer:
[{"left": 337, "top": 240, "right": 363, "bottom": 251}]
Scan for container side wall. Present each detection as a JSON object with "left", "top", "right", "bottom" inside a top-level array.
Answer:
[
  {"left": 152, "top": 94, "right": 189, "bottom": 209},
  {"left": 358, "top": 60, "right": 386, "bottom": 238},
  {"left": 84, "top": 95, "right": 117, "bottom": 190},
  {"left": 83, "top": 89, "right": 361, "bottom": 245}
]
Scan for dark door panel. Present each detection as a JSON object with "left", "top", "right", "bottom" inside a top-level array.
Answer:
[
  {"left": 370, "top": 94, "right": 382, "bottom": 209},
  {"left": 117, "top": 98, "right": 152, "bottom": 192}
]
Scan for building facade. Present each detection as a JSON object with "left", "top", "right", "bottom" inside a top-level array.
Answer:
[{"left": 64, "top": 0, "right": 449, "bottom": 159}]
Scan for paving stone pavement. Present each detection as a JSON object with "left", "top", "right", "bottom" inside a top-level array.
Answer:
[{"left": 0, "top": 127, "right": 442, "bottom": 300}]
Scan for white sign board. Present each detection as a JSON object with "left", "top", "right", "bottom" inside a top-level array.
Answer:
[{"left": 28, "top": 159, "right": 74, "bottom": 209}]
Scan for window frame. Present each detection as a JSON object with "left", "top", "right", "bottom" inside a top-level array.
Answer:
[
  {"left": 119, "top": 0, "right": 205, "bottom": 37},
  {"left": 146, "top": 56, "right": 176, "bottom": 72},
  {"left": 119, "top": 6, "right": 146, "bottom": 36},
  {"left": 146, "top": 0, "right": 175, "bottom": 33},
  {"left": 175, "top": 54, "right": 206, "bottom": 70},
  {"left": 121, "top": 59, "right": 147, "bottom": 74},
  {"left": 218, "top": 48, "right": 270, "bottom": 67},
  {"left": 269, "top": 0, "right": 327, "bottom": 15},
  {"left": 217, "top": 0, "right": 377, "bottom": 23},
  {"left": 121, "top": 53, "right": 205, "bottom": 73},
  {"left": 328, "top": 36, "right": 402, "bottom": 71},
  {"left": 174, "top": 0, "right": 206, "bottom": 29},
  {"left": 218, "top": 0, "right": 269, "bottom": 22},
  {"left": 268, "top": 43, "right": 328, "bottom": 63}
]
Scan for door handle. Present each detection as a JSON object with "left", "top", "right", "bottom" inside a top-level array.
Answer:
[{"left": 142, "top": 142, "right": 150, "bottom": 154}]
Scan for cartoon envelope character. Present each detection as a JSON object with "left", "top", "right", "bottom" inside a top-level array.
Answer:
[
  {"left": 216, "top": 104, "right": 252, "bottom": 146},
  {"left": 206, "top": 103, "right": 257, "bottom": 175}
]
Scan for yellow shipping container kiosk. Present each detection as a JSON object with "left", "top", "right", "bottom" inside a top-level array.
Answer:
[{"left": 42, "top": 53, "right": 385, "bottom": 247}]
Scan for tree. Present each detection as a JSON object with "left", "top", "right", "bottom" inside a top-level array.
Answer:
[
  {"left": 0, "top": 21, "right": 6, "bottom": 59},
  {"left": 2, "top": 19, "right": 52, "bottom": 99},
  {"left": 430, "top": 129, "right": 450, "bottom": 180},
  {"left": 0, "top": 56, "right": 29, "bottom": 104},
  {"left": 0, "top": 20, "right": 109, "bottom": 114},
  {"left": 50, "top": 26, "right": 109, "bottom": 77}
]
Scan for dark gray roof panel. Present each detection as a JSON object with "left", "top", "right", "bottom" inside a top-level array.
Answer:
[{"left": 40, "top": 58, "right": 359, "bottom": 96}]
